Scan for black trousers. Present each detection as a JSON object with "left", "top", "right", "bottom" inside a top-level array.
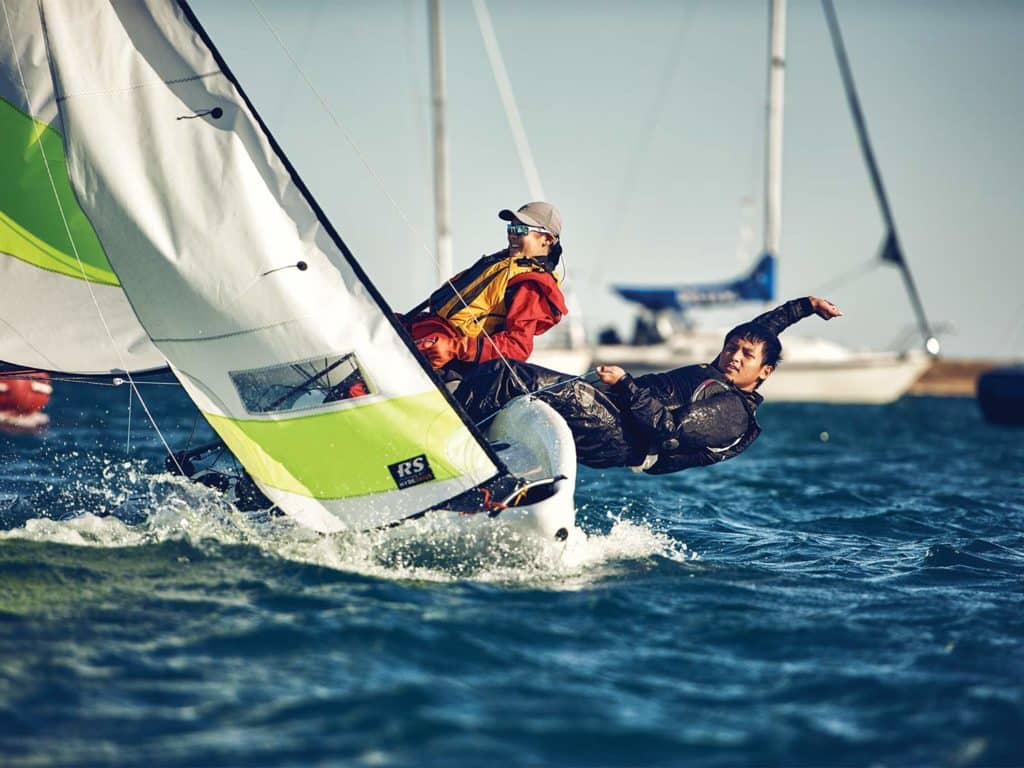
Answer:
[{"left": 452, "top": 360, "right": 646, "bottom": 469}]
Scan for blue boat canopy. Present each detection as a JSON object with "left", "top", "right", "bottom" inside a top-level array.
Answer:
[{"left": 613, "top": 252, "right": 776, "bottom": 312}]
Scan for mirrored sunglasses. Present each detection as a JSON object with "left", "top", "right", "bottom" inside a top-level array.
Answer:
[{"left": 506, "top": 222, "right": 549, "bottom": 237}]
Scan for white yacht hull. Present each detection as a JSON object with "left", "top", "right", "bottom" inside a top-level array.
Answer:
[
  {"left": 756, "top": 352, "right": 932, "bottom": 403},
  {"left": 596, "top": 332, "right": 932, "bottom": 404}
]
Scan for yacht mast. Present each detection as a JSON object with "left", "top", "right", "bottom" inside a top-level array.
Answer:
[
  {"left": 822, "top": 0, "right": 939, "bottom": 354},
  {"left": 764, "top": 0, "right": 786, "bottom": 258},
  {"left": 428, "top": 0, "right": 453, "bottom": 280}
]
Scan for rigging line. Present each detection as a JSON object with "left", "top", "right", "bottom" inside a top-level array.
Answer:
[
  {"left": 591, "top": 2, "right": 699, "bottom": 287},
  {"left": 821, "top": 0, "right": 935, "bottom": 351},
  {"left": 266, "top": 356, "right": 350, "bottom": 411},
  {"left": 247, "top": 1, "right": 525, "bottom": 389},
  {"left": 126, "top": 380, "right": 132, "bottom": 455},
  {"left": 5, "top": 2, "right": 185, "bottom": 475},
  {"left": 472, "top": 0, "right": 544, "bottom": 201},
  {"left": 472, "top": 369, "right": 599, "bottom": 429},
  {"left": 811, "top": 257, "right": 879, "bottom": 297},
  {"left": 471, "top": 0, "right": 579, "bottom": 347},
  {"left": 184, "top": 413, "right": 200, "bottom": 451},
  {"left": 246, "top": 1, "right": 435, "bottom": 272},
  {"left": 0, "top": 371, "right": 178, "bottom": 386}
]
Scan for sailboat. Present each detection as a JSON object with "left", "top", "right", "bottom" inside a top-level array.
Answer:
[
  {"left": 0, "top": 0, "right": 578, "bottom": 541},
  {"left": 596, "top": 0, "right": 934, "bottom": 404}
]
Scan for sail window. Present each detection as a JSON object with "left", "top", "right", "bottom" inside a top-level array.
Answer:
[{"left": 230, "top": 353, "right": 371, "bottom": 414}]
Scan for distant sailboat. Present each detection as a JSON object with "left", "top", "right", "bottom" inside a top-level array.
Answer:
[
  {"left": 596, "top": 0, "right": 935, "bottom": 404},
  {"left": 0, "top": 0, "right": 578, "bottom": 540}
]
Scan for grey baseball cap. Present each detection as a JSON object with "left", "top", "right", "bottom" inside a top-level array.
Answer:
[{"left": 499, "top": 201, "right": 562, "bottom": 238}]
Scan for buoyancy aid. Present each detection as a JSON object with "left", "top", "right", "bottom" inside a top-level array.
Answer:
[
  {"left": 640, "top": 364, "right": 762, "bottom": 475},
  {"left": 428, "top": 250, "right": 562, "bottom": 338}
]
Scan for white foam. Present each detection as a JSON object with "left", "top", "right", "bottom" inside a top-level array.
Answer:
[{"left": 2, "top": 466, "right": 698, "bottom": 587}]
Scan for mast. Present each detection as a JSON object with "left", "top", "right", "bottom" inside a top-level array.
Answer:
[
  {"left": 763, "top": 0, "right": 786, "bottom": 259},
  {"left": 428, "top": 0, "right": 453, "bottom": 281},
  {"left": 822, "top": 0, "right": 939, "bottom": 355}
]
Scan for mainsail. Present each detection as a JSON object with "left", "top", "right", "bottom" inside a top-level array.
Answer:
[{"left": 16, "top": 0, "right": 504, "bottom": 532}]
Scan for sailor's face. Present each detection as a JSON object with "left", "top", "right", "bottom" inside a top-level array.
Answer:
[
  {"left": 717, "top": 336, "right": 773, "bottom": 391},
  {"left": 507, "top": 222, "right": 553, "bottom": 258}
]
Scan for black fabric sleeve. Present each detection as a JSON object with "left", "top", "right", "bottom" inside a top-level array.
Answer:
[
  {"left": 611, "top": 374, "right": 675, "bottom": 440},
  {"left": 612, "top": 376, "right": 749, "bottom": 451},
  {"left": 750, "top": 297, "right": 814, "bottom": 336}
]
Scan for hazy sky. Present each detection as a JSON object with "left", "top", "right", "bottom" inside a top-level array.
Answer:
[{"left": 190, "top": 0, "right": 1024, "bottom": 359}]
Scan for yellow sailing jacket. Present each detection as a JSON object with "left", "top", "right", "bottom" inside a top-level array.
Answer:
[{"left": 429, "top": 251, "right": 559, "bottom": 338}]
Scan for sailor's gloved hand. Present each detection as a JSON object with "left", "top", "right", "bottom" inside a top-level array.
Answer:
[
  {"left": 415, "top": 333, "right": 479, "bottom": 369},
  {"left": 415, "top": 334, "right": 458, "bottom": 369}
]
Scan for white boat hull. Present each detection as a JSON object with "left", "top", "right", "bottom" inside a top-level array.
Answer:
[
  {"left": 596, "top": 332, "right": 932, "bottom": 404},
  {"left": 756, "top": 352, "right": 932, "bottom": 404},
  {"left": 479, "top": 396, "right": 579, "bottom": 541},
  {"left": 261, "top": 396, "right": 580, "bottom": 542}
]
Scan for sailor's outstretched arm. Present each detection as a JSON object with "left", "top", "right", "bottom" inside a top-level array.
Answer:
[{"left": 750, "top": 296, "right": 842, "bottom": 336}]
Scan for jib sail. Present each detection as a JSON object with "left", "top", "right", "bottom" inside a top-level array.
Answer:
[
  {"left": 0, "top": 3, "right": 164, "bottom": 374},
  {"left": 32, "top": 0, "right": 501, "bottom": 531}
]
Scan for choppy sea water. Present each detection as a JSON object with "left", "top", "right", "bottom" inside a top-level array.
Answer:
[{"left": 1, "top": 382, "right": 1022, "bottom": 767}]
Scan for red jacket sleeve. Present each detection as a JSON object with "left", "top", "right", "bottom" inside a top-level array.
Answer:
[{"left": 470, "top": 275, "right": 567, "bottom": 363}]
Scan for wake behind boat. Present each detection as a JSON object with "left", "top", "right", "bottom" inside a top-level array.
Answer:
[{"left": 0, "top": 1, "right": 579, "bottom": 542}]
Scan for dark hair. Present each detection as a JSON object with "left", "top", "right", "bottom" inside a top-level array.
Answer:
[
  {"left": 538, "top": 240, "right": 562, "bottom": 272},
  {"left": 723, "top": 322, "right": 782, "bottom": 368}
]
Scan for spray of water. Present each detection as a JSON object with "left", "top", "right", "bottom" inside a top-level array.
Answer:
[{"left": 1, "top": 458, "right": 697, "bottom": 587}]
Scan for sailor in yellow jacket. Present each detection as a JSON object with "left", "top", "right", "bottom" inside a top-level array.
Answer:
[{"left": 404, "top": 202, "right": 568, "bottom": 378}]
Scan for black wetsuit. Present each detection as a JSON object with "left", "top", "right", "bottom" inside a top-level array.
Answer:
[{"left": 453, "top": 298, "right": 815, "bottom": 474}]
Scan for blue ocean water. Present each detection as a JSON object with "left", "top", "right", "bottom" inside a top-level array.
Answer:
[{"left": 1, "top": 382, "right": 1022, "bottom": 767}]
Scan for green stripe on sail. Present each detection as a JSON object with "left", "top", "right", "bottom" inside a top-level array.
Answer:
[
  {"left": 205, "top": 391, "right": 489, "bottom": 499},
  {"left": 0, "top": 97, "right": 119, "bottom": 285}
]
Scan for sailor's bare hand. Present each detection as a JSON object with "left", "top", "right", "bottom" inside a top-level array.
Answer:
[
  {"left": 809, "top": 296, "right": 842, "bottom": 320},
  {"left": 596, "top": 365, "right": 626, "bottom": 385}
]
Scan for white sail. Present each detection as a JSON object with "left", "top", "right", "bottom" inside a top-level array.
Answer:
[
  {"left": 0, "top": 2, "right": 164, "bottom": 374},
  {"left": 34, "top": 0, "right": 501, "bottom": 531}
]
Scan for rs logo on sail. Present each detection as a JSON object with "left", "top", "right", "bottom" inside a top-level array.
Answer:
[{"left": 388, "top": 455, "right": 435, "bottom": 489}]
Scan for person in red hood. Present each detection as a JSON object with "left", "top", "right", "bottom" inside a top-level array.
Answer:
[{"left": 404, "top": 202, "right": 568, "bottom": 380}]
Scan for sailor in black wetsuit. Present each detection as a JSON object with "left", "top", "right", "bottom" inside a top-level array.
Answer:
[{"left": 453, "top": 296, "right": 842, "bottom": 474}]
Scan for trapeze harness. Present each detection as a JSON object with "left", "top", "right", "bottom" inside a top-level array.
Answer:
[
  {"left": 427, "top": 250, "right": 561, "bottom": 338},
  {"left": 635, "top": 374, "right": 762, "bottom": 475}
]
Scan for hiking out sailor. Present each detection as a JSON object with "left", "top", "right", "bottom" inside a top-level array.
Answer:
[
  {"left": 403, "top": 202, "right": 568, "bottom": 379},
  {"left": 453, "top": 296, "right": 843, "bottom": 473}
]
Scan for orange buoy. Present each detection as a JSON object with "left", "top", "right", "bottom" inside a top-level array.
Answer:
[{"left": 0, "top": 373, "right": 53, "bottom": 415}]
